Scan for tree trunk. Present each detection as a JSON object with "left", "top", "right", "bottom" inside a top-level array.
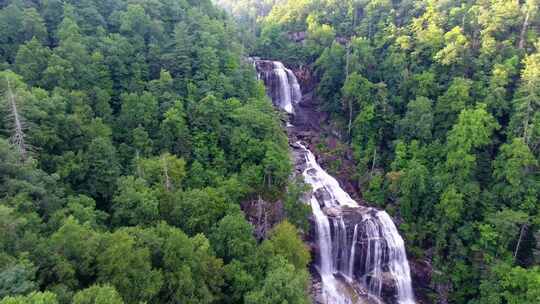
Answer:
[
  {"left": 256, "top": 196, "right": 267, "bottom": 239},
  {"left": 136, "top": 150, "right": 143, "bottom": 178},
  {"left": 523, "top": 96, "right": 532, "bottom": 145},
  {"left": 6, "top": 77, "right": 27, "bottom": 161},
  {"left": 518, "top": 12, "right": 530, "bottom": 49},
  {"left": 348, "top": 98, "right": 353, "bottom": 137},
  {"left": 436, "top": 281, "right": 450, "bottom": 304},
  {"left": 162, "top": 155, "right": 171, "bottom": 192},
  {"left": 514, "top": 224, "right": 528, "bottom": 261}
]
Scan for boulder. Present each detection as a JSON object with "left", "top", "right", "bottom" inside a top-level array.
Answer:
[{"left": 323, "top": 206, "right": 342, "bottom": 217}]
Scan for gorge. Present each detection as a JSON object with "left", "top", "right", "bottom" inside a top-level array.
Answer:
[
  {"left": 254, "top": 59, "right": 416, "bottom": 304},
  {"left": 2, "top": 1, "right": 538, "bottom": 303}
]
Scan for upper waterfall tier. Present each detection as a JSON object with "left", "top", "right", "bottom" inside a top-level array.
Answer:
[{"left": 253, "top": 59, "right": 302, "bottom": 114}]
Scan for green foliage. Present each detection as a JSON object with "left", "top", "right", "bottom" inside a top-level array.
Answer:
[
  {"left": 50, "top": 217, "right": 99, "bottom": 279},
  {"left": 80, "top": 136, "right": 121, "bottom": 203},
  {"left": 397, "top": 96, "right": 434, "bottom": 142},
  {"left": 160, "top": 227, "right": 224, "bottom": 304},
  {"left": 305, "top": 16, "right": 336, "bottom": 60},
  {"left": 221, "top": 260, "right": 256, "bottom": 304},
  {"left": 497, "top": 265, "right": 540, "bottom": 303},
  {"left": 72, "top": 285, "right": 123, "bottom": 304},
  {"left": 445, "top": 104, "right": 499, "bottom": 183},
  {"left": 136, "top": 153, "right": 186, "bottom": 191},
  {"left": 477, "top": 262, "right": 540, "bottom": 304},
  {"left": 0, "top": 292, "right": 58, "bottom": 304},
  {"left": 342, "top": 72, "right": 373, "bottom": 131},
  {"left": 0, "top": 5, "right": 303, "bottom": 303},
  {"left": 283, "top": 177, "right": 311, "bottom": 232},
  {"left": 50, "top": 195, "right": 108, "bottom": 230},
  {"left": 14, "top": 38, "right": 51, "bottom": 87},
  {"left": 434, "top": 77, "right": 473, "bottom": 137},
  {"left": 315, "top": 42, "right": 346, "bottom": 113},
  {"left": 97, "top": 231, "right": 162, "bottom": 304},
  {"left": 111, "top": 176, "right": 159, "bottom": 227},
  {"left": 210, "top": 213, "right": 257, "bottom": 263},
  {"left": 263, "top": 221, "right": 310, "bottom": 270},
  {"left": 493, "top": 138, "right": 539, "bottom": 212},
  {"left": 510, "top": 49, "right": 540, "bottom": 147},
  {"left": 245, "top": 256, "right": 310, "bottom": 304},
  {"left": 434, "top": 26, "right": 470, "bottom": 66},
  {"left": 0, "top": 258, "right": 37, "bottom": 298},
  {"left": 5, "top": 0, "right": 540, "bottom": 302},
  {"left": 363, "top": 172, "right": 386, "bottom": 207},
  {"left": 171, "top": 187, "right": 229, "bottom": 235}
]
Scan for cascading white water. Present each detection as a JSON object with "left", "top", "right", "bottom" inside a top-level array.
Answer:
[
  {"left": 377, "top": 212, "right": 416, "bottom": 304},
  {"left": 286, "top": 68, "right": 302, "bottom": 104},
  {"left": 302, "top": 143, "right": 415, "bottom": 304},
  {"left": 309, "top": 195, "right": 353, "bottom": 303},
  {"left": 348, "top": 224, "right": 359, "bottom": 280},
  {"left": 272, "top": 62, "right": 294, "bottom": 113},
  {"left": 253, "top": 59, "right": 302, "bottom": 114},
  {"left": 300, "top": 143, "right": 360, "bottom": 303},
  {"left": 362, "top": 215, "right": 384, "bottom": 297},
  {"left": 300, "top": 143, "right": 358, "bottom": 209},
  {"left": 337, "top": 217, "right": 349, "bottom": 272},
  {"left": 254, "top": 59, "right": 415, "bottom": 304}
]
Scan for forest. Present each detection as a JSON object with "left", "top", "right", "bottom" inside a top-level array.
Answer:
[
  {"left": 1, "top": 0, "right": 540, "bottom": 303},
  {"left": 0, "top": 0, "right": 311, "bottom": 303},
  {"left": 219, "top": 0, "right": 540, "bottom": 303}
]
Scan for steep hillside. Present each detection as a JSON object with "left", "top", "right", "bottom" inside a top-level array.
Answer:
[
  {"left": 0, "top": 1, "right": 312, "bottom": 303},
  {"left": 238, "top": 0, "right": 540, "bottom": 303}
]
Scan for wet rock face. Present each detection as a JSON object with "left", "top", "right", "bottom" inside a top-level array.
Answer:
[
  {"left": 240, "top": 197, "right": 284, "bottom": 240},
  {"left": 288, "top": 31, "right": 307, "bottom": 42},
  {"left": 254, "top": 60, "right": 282, "bottom": 106},
  {"left": 410, "top": 260, "right": 432, "bottom": 288},
  {"left": 409, "top": 259, "right": 435, "bottom": 304}
]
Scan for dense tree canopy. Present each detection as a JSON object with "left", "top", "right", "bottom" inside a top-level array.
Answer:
[
  {"left": 3, "top": 0, "right": 540, "bottom": 303},
  {"left": 0, "top": 0, "right": 310, "bottom": 303}
]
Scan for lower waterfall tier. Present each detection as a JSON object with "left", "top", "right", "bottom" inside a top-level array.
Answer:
[
  {"left": 295, "top": 142, "right": 415, "bottom": 304},
  {"left": 309, "top": 207, "right": 416, "bottom": 304}
]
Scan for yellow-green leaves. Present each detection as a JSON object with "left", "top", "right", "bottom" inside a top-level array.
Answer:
[{"left": 434, "top": 26, "right": 470, "bottom": 66}]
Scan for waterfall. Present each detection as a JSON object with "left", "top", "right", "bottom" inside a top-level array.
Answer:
[
  {"left": 300, "top": 143, "right": 415, "bottom": 303},
  {"left": 254, "top": 59, "right": 415, "bottom": 304},
  {"left": 309, "top": 195, "right": 353, "bottom": 303},
  {"left": 377, "top": 212, "right": 416, "bottom": 304},
  {"left": 286, "top": 68, "right": 302, "bottom": 104},
  {"left": 362, "top": 215, "right": 384, "bottom": 297},
  {"left": 348, "top": 224, "right": 359, "bottom": 280},
  {"left": 253, "top": 59, "right": 302, "bottom": 114}
]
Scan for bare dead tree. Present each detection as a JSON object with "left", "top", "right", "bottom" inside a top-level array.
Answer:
[
  {"left": 519, "top": 0, "right": 539, "bottom": 49},
  {"left": 4, "top": 76, "right": 28, "bottom": 161},
  {"left": 255, "top": 195, "right": 268, "bottom": 240},
  {"left": 135, "top": 150, "right": 144, "bottom": 178},
  {"left": 518, "top": 10, "right": 530, "bottom": 50},
  {"left": 161, "top": 154, "right": 172, "bottom": 192},
  {"left": 514, "top": 223, "right": 528, "bottom": 261}
]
